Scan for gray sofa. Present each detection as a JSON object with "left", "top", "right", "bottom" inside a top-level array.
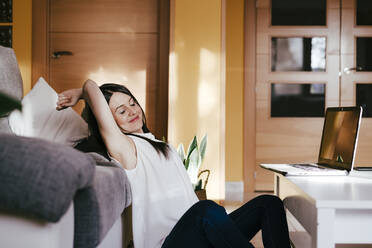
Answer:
[{"left": 0, "top": 46, "right": 132, "bottom": 248}]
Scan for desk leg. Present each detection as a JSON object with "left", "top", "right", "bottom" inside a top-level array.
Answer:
[
  {"left": 274, "top": 175, "right": 279, "bottom": 196},
  {"left": 314, "top": 208, "right": 335, "bottom": 248}
]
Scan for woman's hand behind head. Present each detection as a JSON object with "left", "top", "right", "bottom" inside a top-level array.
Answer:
[{"left": 56, "top": 88, "right": 83, "bottom": 111}]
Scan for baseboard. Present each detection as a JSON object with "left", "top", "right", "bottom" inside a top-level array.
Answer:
[{"left": 225, "top": 181, "right": 244, "bottom": 202}]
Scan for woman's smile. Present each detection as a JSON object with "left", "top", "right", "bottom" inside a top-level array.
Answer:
[{"left": 129, "top": 115, "right": 140, "bottom": 123}]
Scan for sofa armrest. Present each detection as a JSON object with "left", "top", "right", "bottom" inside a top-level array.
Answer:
[
  {"left": 0, "top": 134, "right": 95, "bottom": 222},
  {"left": 73, "top": 164, "right": 131, "bottom": 248}
]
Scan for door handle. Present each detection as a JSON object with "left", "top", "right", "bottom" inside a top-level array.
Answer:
[
  {"left": 343, "top": 66, "right": 363, "bottom": 74},
  {"left": 52, "top": 51, "right": 73, "bottom": 59}
]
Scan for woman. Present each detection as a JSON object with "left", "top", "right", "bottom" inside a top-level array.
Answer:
[{"left": 57, "top": 79, "right": 291, "bottom": 248}]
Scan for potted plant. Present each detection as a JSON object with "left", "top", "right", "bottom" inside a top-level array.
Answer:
[
  {"left": 177, "top": 134, "right": 209, "bottom": 200},
  {"left": 0, "top": 91, "right": 22, "bottom": 117}
]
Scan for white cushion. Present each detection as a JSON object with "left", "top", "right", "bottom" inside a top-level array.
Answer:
[{"left": 8, "top": 77, "right": 88, "bottom": 146}]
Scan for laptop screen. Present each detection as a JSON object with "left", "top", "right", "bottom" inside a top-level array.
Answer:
[{"left": 318, "top": 107, "right": 362, "bottom": 171}]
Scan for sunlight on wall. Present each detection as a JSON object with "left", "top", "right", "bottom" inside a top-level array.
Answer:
[
  {"left": 198, "top": 48, "right": 219, "bottom": 118},
  {"left": 88, "top": 67, "right": 147, "bottom": 110},
  {"left": 169, "top": 0, "right": 224, "bottom": 200},
  {"left": 168, "top": 51, "right": 179, "bottom": 140}
]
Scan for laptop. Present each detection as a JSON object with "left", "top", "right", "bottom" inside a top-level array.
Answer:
[{"left": 261, "top": 106, "right": 363, "bottom": 176}]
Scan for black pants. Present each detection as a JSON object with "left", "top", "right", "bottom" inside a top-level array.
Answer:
[{"left": 162, "top": 195, "right": 291, "bottom": 248}]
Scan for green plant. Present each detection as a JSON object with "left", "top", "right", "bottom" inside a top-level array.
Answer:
[
  {"left": 177, "top": 134, "right": 207, "bottom": 190},
  {"left": 0, "top": 91, "right": 22, "bottom": 117}
]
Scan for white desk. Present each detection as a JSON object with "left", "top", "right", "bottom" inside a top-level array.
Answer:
[{"left": 274, "top": 174, "right": 372, "bottom": 248}]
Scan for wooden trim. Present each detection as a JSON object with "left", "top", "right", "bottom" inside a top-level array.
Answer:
[
  {"left": 221, "top": 0, "right": 226, "bottom": 200},
  {"left": 156, "top": 0, "right": 170, "bottom": 140},
  {"left": 32, "top": 0, "right": 49, "bottom": 86},
  {"left": 168, "top": 0, "right": 175, "bottom": 141},
  {"left": 146, "top": 0, "right": 170, "bottom": 140},
  {"left": 243, "top": 0, "right": 256, "bottom": 193}
]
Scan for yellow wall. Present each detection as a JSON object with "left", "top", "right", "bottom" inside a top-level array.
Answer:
[
  {"left": 13, "top": 0, "right": 32, "bottom": 95},
  {"left": 14, "top": 0, "right": 243, "bottom": 194},
  {"left": 225, "top": 0, "right": 244, "bottom": 182},
  {"left": 169, "top": 0, "right": 224, "bottom": 199}
]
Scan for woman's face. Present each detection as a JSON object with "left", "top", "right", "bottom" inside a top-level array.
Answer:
[{"left": 108, "top": 92, "right": 144, "bottom": 133}]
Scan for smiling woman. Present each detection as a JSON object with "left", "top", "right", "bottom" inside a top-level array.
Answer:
[
  {"left": 108, "top": 91, "right": 144, "bottom": 134},
  {"left": 56, "top": 80, "right": 169, "bottom": 169},
  {"left": 56, "top": 79, "right": 290, "bottom": 248}
]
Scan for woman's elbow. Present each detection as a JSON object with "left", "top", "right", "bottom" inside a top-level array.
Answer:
[
  {"left": 83, "top": 79, "right": 97, "bottom": 89},
  {"left": 82, "top": 79, "right": 100, "bottom": 102}
]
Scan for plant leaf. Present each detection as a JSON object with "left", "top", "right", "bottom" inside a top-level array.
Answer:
[
  {"left": 0, "top": 92, "right": 22, "bottom": 117},
  {"left": 177, "top": 143, "right": 186, "bottom": 164},
  {"left": 186, "top": 136, "right": 198, "bottom": 160},
  {"left": 187, "top": 148, "right": 199, "bottom": 185},
  {"left": 199, "top": 134, "right": 207, "bottom": 162},
  {"left": 198, "top": 152, "right": 202, "bottom": 170},
  {"left": 185, "top": 157, "right": 190, "bottom": 170}
]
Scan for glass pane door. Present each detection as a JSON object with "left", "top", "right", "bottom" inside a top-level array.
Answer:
[
  {"left": 254, "top": 0, "right": 372, "bottom": 191},
  {"left": 340, "top": 0, "right": 372, "bottom": 167},
  {"left": 255, "top": 0, "right": 339, "bottom": 191}
]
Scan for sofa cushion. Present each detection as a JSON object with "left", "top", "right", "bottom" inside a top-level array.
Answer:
[
  {"left": 0, "top": 134, "right": 95, "bottom": 222},
  {"left": 74, "top": 153, "right": 131, "bottom": 248},
  {"left": 8, "top": 77, "right": 89, "bottom": 146},
  {"left": 0, "top": 46, "right": 23, "bottom": 133}
]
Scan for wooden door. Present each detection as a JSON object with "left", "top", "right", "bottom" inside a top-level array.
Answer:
[
  {"left": 255, "top": 0, "right": 340, "bottom": 191},
  {"left": 32, "top": 0, "right": 170, "bottom": 139},
  {"left": 253, "top": 0, "right": 372, "bottom": 191},
  {"left": 340, "top": 0, "right": 372, "bottom": 167}
]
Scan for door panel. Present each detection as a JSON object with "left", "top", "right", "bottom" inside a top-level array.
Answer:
[
  {"left": 255, "top": 0, "right": 340, "bottom": 191},
  {"left": 50, "top": 33, "right": 157, "bottom": 112},
  {"left": 47, "top": 0, "right": 169, "bottom": 139},
  {"left": 50, "top": 0, "right": 158, "bottom": 33},
  {"left": 340, "top": 0, "right": 372, "bottom": 167}
]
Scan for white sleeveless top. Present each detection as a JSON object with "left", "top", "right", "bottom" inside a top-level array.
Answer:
[{"left": 124, "top": 133, "right": 198, "bottom": 248}]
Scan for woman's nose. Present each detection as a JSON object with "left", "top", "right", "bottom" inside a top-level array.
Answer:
[{"left": 127, "top": 106, "right": 137, "bottom": 115}]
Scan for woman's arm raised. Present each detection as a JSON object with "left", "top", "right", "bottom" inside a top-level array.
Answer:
[
  {"left": 82, "top": 80, "right": 137, "bottom": 169},
  {"left": 57, "top": 80, "right": 137, "bottom": 169}
]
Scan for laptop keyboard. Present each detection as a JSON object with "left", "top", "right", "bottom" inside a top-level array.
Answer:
[{"left": 291, "top": 164, "right": 331, "bottom": 171}]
